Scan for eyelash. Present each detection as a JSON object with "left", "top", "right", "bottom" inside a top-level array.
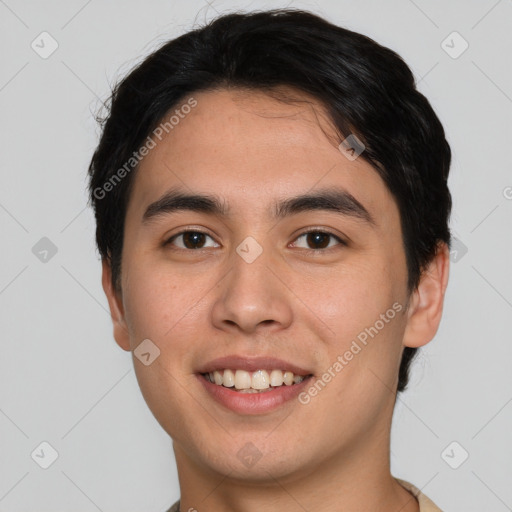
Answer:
[{"left": 164, "top": 229, "right": 346, "bottom": 252}]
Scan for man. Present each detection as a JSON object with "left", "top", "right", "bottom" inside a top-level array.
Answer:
[{"left": 88, "top": 9, "right": 451, "bottom": 511}]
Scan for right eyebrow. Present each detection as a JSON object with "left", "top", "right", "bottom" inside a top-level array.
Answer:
[{"left": 142, "top": 187, "right": 228, "bottom": 224}]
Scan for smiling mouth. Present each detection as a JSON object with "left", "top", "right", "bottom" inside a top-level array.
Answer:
[{"left": 201, "top": 369, "right": 313, "bottom": 393}]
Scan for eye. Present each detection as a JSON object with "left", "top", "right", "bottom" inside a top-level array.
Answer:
[
  {"left": 290, "top": 230, "right": 345, "bottom": 250},
  {"left": 164, "top": 229, "right": 344, "bottom": 251},
  {"left": 165, "top": 230, "right": 220, "bottom": 250}
]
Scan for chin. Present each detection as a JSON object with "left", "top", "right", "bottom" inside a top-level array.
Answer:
[{"left": 188, "top": 435, "right": 318, "bottom": 483}]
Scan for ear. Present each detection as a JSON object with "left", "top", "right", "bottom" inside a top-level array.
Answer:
[
  {"left": 101, "top": 259, "right": 131, "bottom": 351},
  {"left": 403, "top": 241, "right": 450, "bottom": 348}
]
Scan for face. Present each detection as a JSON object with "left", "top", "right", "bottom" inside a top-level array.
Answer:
[{"left": 102, "top": 87, "right": 442, "bottom": 483}]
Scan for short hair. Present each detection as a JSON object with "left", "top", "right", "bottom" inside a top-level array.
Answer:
[{"left": 87, "top": 8, "right": 452, "bottom": 393}]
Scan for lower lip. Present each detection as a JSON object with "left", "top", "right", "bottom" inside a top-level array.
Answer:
[{"left": 197, "top": 374, "right": 313, "bottom": 415}]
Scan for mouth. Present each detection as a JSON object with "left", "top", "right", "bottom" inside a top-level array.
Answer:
[
  {"left": 201, "top": 368, "right": 313, "bottom": 393},
  {"left": 196, "top": 355, "right": 314, "bottom": 414}
]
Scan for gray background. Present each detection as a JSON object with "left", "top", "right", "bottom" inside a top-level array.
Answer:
[{"left": 1, "top": 0, "right": 511, "bottom": 510}]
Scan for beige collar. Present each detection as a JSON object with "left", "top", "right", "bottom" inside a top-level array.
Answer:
[
  {"left": 395, "top": 478, "right": 443, "bottom": 511},
  {"left": 166, "top": 478, "right": 443, "bottom": 512}
]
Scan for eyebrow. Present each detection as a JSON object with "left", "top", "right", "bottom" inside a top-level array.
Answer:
[{"left": 142, "top": 186, "right": 376, "bottom": 226}]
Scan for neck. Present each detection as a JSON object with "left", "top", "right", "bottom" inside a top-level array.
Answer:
[{"left": 172, "top": 417, "right": 419, "bottom": 512}]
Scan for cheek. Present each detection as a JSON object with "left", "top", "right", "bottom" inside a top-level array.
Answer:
[
  {"left": 298, "top": 257, "right": 403, "bottom": 339},
  {"left": 121, "top": 260, "right": 184, "bottom": 347},
  {"left": 120, "top": 262, "right": 205, "bottom": 438},
  {"left": 121, "top": 257, "right": 217, "bottom": 364},
  {"left": 122, "top": 271, "right": 169, "bottom": 335},
  {"left": 302, "top": 253, "right": 408, "bottom": 388}
]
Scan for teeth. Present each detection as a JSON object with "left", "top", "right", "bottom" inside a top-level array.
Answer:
[
  {"left": 251, "top": 370, "right": 270, "bottom": 390},
  {"left": 204, "top": 369, "right": 307, "bottom": 391},
  {"left": 270, "top": 369, "right": 284, "bottom": 386},
  {"left": 234, "top": 370, "right": 252, "bottom": 390},
  {"left": 223, "top": 369, "right": 235, "bottom": 387},
  {"left": 283, "top": 371, "right": 294, "bottom": 385}
]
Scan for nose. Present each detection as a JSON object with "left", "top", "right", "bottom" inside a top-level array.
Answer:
[{"left": 210, "top": 242, "right": 293, "bottom": 335}]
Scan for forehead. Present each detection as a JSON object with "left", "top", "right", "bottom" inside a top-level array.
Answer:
[{"left": 128, "top": 87, "right": 396, "bottom": 223}]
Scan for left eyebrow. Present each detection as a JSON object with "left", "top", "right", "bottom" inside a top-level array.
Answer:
[
  {"left": 142, "top": 185, "right": 375, "bottom": 226},
  {"left": 272, "top": 187, "right": 376, "bottom": 226}
]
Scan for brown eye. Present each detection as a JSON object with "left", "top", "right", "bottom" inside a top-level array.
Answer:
[
  {"left": 166, "top": 231, "right": 219, "bottom": 250},
  {"left": 292, "top": 231, "right": 344, "bottom": 250}
]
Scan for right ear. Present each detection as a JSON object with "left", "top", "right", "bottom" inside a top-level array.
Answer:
[{"left": 101, "top": 259, "right": 131, "bottom": 351}]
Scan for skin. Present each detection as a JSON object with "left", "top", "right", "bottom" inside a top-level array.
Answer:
[{"left": 101, "top": 87, "right": 449, "bottom": 512}]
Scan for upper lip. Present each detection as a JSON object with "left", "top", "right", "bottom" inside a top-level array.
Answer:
[{"left": 196, "top": 355, "right": 312, "bottom": 376}]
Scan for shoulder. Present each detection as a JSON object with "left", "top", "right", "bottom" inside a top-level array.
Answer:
[{"left": 395, "top": 478, "right": 443, "bottom": 512}]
